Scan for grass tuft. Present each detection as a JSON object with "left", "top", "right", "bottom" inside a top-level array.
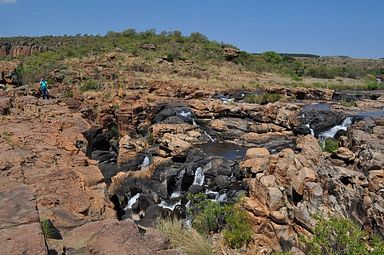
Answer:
[{"left": 157, "top": 218, "right": 213, "bottom": 255}]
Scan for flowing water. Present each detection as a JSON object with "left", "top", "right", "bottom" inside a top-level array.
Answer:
[
  {"left": 140, "top": 156, "right": 150, "bottom": 169},
  {"left": 124, "top": 193, "right": 141, "bottom": 210},
  {"left": 192, "top": 167, "right": 205, "bottom": 186},
  {"left": 318, "top": 117, "right": 353, "bottom": 140},
  {"left": 204, "top": 131, "right": 215, "bottom": 142}
]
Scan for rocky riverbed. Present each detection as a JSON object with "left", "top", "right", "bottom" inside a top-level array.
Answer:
[{"left": 1, "top": 84, "right": 384, "bottom": 254}]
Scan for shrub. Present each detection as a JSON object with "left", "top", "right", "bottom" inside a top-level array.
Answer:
[
  {"left": 244, "top": 93, "right": 281, "bottom": 104},
  {"left": 263, "top": 92, "right": 282, "bottom": 103},
  {"left": 222, "top": 208, "right": 253, "bottom": 249},
  {"left": 306, "top": 66, "right": 335, "bottom": 79},
  {"left": 64, "top": 89, "right": 74, "bottom": 98},
  {"left": 301, "top": 217, "right": 384, "bottom": 255},
  {"left": 1, "top": 130, "right": 13, "bottom": 145},
  {"left": 40, "top": 219, "right": 62, "bottom": 239},
  {"left": 340, "top": 99, "right": 356, "bottom": 107},
  {"left": 322, "top": 138, "right": 339, "bottom": 153},
  {"left": 146, "top": 130, "right": 154, "bottom": 145},
  {"left": 127, "top": 62, "right": 151, "bottom": 72},
  {"left": 187, "top": 193, "right": 253, "bottom": 249},
  {"left": 79, "top": 80, "right": 102, "bottom": 92},
  {"left": 261, "top": 51, "right": 283, "bottom": 64},
  {"left": 291, "top": 74, "right": 303, "bottom": 81},
  {"left": 188, "top": 32, "right": 208, "bottom": 43},
  {"left": 157, "top": 218, "right": 213, "bottom": 255},
  {"left": 192, "top": 200, "right": 228, "bottom": 234},
  {"left": 367, "top": 81, "right": 379, "bottom": 90}
]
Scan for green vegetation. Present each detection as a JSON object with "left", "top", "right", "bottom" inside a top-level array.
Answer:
[
  {"left": 79, "top": 80, "right": 103, "bottom": 92},
  {"left": 156, "top": 218, "right": 213, "bottom": 255},
  {"left": 187, "top": 193, "right": 253, "bottom": 249},
  {"left": 64, "top": 89, "right": 74, "bottom": 98},
  {"left": 146, "top": 130, "right": 154, "bottom": 145},
  {"left": 301, "top": 217, "right": 384, "bottom": 255},
  {"left": 321, "top": 138, "right": 339, "bottom": 153},
  {"left": 222, "top": 208, "right": 253, "bottom": 249},
  {"left": 40, "top": 219, "right": 61, "bottom": 239},
  {"left": 273, "top": 252, "right": 293, "bottom": 255},
  {"left": 191, "top": 199, "right": 228, "bottom": 234},
  {"left": 0, "top": 130, "right": 13, "bottom": 145},
  {"left": 2, "top": 30, "right": 383, "bottom": 89},
  {"left": 367, "top": 81, "right": 379, "bottom": 90},
  {"left": 244, "top": 92, "right": 281, "bottom": 104},
  {"left": 304, "top": 65, "right": 365, "bottom": 79},
  {"left": 340, "top": 98, "right": 356, "bottom": 107}
]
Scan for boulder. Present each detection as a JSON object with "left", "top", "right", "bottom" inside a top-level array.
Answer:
[
  {"left": 0, "top": 223, "right": 47, "bottom": 255},
  {"left": 223, "top": 47, "right": 240, "bottom": 60},
  {"left": 159, "top": 133, "right": 191, "bottom": 157},
  {"left": 141, "top": 43, "right": 156, "bottom": 50},
  {"left": 214, "top": 175, "right": 231, "bottom": 189},
  {"left": 334, "top": 147, "right": 355, "bottom": 162},
  {"left": 117, "top": 135, "right": 148, "bottom": 165},
  {"left": 368, "top": 170, "right": 384, "bottom": 192},
  {"left": 64, "top": 219, "right": 178, "bottom": 254},
  {"left": 301, "top": 109, "right": 347, "bottom": 134},
  {"left": 267, "top": 187, "right": 284, "bottom": 211},
  {"left": 0, "top": 96, "right": 11, "bottom": 115},
  {"left": 245, "top": 147, "right": 270, "bottom": 160},
  {"left": 202, "top": 157, "right": 232, "bottom": 177}
]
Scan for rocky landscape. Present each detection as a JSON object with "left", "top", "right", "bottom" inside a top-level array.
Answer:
[
  {"left": 1, "top": 70, "right": 384, "bottom": 254},
  {"left": 0, "top": 32, "right": 383, "bottom": 254}
]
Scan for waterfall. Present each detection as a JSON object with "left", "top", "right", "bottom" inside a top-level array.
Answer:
[
  {"left": 319, "top": 117, "right": 353, "bottom": 140},
  {"left": 179, "top": 111, "right": 191, "bottom": 118},
  {"left": 140, "top": 156, "right": 150, "bottom": 169},
  {"left": 159, "top": 200, "right": 181, "bottom": 210},
  {"left": 305, "top": 123, "right": 315, "bottom": 136},
  {"left": 171, "top": 191, "right": 183, "bottom": 198},
  {"left": 192, "top": 118, "right": 197, "bottom": 126},
  {"left": 193, "top": 167, "right": 205, "bottom": 186},
  {"left": 220, "top": 96, "right": 235, "bottom": 104},
  {"left": 175, "top": 169, "right": 185, "bottom": 191},
  {"left": 124, "top": 193, "right": 140, "bottom": 210},
  {"left": 204, "top": 131, "right": 215, "bottom": 142},
  {"left": 216, "top": 193, "right": 228, "bottom": 202}
]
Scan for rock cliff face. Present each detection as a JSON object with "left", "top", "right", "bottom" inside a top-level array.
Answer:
[
  {"left": 0, "top": 95, "right": 178, "bottom": 254},
  {"left": 0, "top": 60, "right": 20, "bottom": 86},
  {"left": 0, "top": 42, "right": 48, "bottom": 57}
]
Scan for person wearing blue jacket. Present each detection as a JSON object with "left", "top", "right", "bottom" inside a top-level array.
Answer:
[{"left": 40, "top": 77, "right": 49, "bottom": 99}]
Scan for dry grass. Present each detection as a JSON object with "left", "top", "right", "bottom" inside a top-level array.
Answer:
[
  {"left": 156, "top": 218, "right": 213, "bottom": 255},
  {"left": 64, "top": 51, "right": 378, "bottom": 93}
]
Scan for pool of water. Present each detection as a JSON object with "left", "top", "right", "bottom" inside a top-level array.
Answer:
[
  {"left": 355, "top": 110, "right": 384, "bottom": 119},
  {"left": 195, "top": 142, "right": 247, "bottom": 161},
  {"left": 302, "top": 103, "right": 332, "bottom": 112}
]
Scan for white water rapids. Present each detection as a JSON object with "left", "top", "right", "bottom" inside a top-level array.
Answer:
[
  {"left": 193, "top": 167, "right": 205, "bottom": 186},
  {"left": 318, "top": 117, "right": 353, "bottom": 140}
]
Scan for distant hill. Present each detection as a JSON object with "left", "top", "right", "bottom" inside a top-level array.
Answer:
[
  {"left": 0, "top": 30, "right": 383, "bottom": 87},
  {"left": 280, "top": 53, "right": 320, "bottom": 58}
]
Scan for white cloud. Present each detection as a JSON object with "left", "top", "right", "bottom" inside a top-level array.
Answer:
[{"left": 0, "top": 0, "right": 17, "bottom": 3}]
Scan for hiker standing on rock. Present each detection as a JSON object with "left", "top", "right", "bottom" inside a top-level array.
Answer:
[{"left": 40, "top": 77, "right": 49, "bottom": 99}]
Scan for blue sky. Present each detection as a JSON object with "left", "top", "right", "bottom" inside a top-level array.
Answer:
[{"left": 0, "top": 0, "right": 383, "bottom": 58}]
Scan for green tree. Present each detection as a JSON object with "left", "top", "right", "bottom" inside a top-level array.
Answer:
[
  {"left": 262, "top": 51, "right": 283, "bottom": 64},
  {"left": 122, "top": 28, "right": 137, "bottom": 37},
  {"left": 189, "top": 32, "right": 208, "bottom": 43}
]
